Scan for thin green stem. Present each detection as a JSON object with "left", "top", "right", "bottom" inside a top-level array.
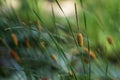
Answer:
[
  {"left": 74, "top": 3, "right": 80, "bottom": 32},
  {"left": 79, "top": 0, "right": 91, "bottom": 80},
  {"left": 105, "top": 60, "right": 109, "bottom": 78}
]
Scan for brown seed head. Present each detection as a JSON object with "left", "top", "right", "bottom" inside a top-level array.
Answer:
[
  {"left": 77, "top": 33, "right": 83, "bottom": 47},
  {"left": 84, "top": 47, "right": 89, "bottom": 53},
  {"left": 68, "top": 70, "right": 73, "bottom": 76},
  {"left": 51, "top": 54, "right": 57, "bottom": 62},
  {"left": 107, "top": 36, "right": 114, "bottom": 45},
  {"left": 11, "top": 33, "right": 18, "bottom": 46},
  {"left": 40, "top": 42, "right": 45, "bottom": 49},
  {"left": 89, "top": 51, "right": 96, "bottom": 59},
  {"left": 84, "top": 58, "right": 89, "bottom": 64},
  {"left": 10, "top": 49, "right": 21, "bottom": 63},
  {"left": 24, "top": 37, "right": 30, "bottom": 48},
  {"left": 84, "top": 48, "right": 96, "bottom": 59},
  {"left": 40, "top": 77, "right": 49, "bottom": 80},
  {"left": 36, "top": 20, "right": 41, "bottom": 31}
]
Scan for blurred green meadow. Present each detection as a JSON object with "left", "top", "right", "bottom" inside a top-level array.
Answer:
[{"left": 0, "top": 0, "right": 120, "bottom": 80}]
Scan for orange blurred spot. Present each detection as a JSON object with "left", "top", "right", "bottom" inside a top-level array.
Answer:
[
  {"left": 84, "top": 58, "right": 89, "bottom": 64},
  {"left": 84, "top": 48, "right": 96, "bottom": 59},
  {"left": 11, "top": 33, "right": 18, "bottom": 46},
  {"left": 24, "top": 37, "right": 30, "bottom": 48},
  {"left": 10, "top": 49, "right": 21, "bottom": 63},
  {"left": 107, "top": 36, "right": 114, "bottom": 45},
  {"left": 77, "top": 33, "right": 83, "bottom": 47}
]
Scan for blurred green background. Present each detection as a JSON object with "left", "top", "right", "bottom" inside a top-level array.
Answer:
[{"left": 0, "top": 0, "right": 120, "bottom": 80}]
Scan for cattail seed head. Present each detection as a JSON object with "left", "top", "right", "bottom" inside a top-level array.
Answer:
[
  {"left": 24, "top": 37, "right": 30, "bottom": 48},
  {"left": 77, "top": 33, "right": 83, "bottom": 47},
  {"left": 89, "top": 51, "right": 96, "bottom": 59},
  {"left": 10, "top": 49, "right": 21, "bottom": 63},
  {"left": 40, "top": 42, "right": 45, "bottom": 49},
  {"left": 40, "top": 77, "right": 49, "bottom": 80},
  {"left": 36, "top": 20, "right": 41, "bottom": 31},
  {"left": 84, "top": 48, "right": 96, "bottom": 59},
  {"left": 68, "top": 70, "right": 73, "bottom": 76},
  {"left": 51, "top": 54, "right": 57, "bottom": 62},
  {"left": 84, "top": 47, "right": 89, "bottom": 53},
  {"left": 84, "top": 58, "right": 89, "bottom": 64},
  {"left": 107, "top": 36, "right": 114, "bottom": 45},
  {"left": 11, "top": 33, "right": 18, "bottom": 46}
]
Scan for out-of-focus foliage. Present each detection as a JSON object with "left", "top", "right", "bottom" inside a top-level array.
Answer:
[{"left": 0, "top": 0, "right": 120, "bottom": 80}]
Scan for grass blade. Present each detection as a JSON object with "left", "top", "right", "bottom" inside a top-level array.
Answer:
[{"left": 79, "top": 0, "right": 91, "bottom": 80}]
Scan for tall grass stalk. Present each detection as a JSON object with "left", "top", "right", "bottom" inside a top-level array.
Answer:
[
  {"left": 74, "top": 3, "right": 86, "bottom": 79},
  {"left": 79, "top": 0, "right": 91, "bottom": 80},
  {"left": 51, "top": 4, "right": 59, "bottom": 38},
  {"left": 74, "top": 3, "right": 80, "bottom": 32},
  {"left": 105, "top": 60, "right": 109, "bottom": 79}
]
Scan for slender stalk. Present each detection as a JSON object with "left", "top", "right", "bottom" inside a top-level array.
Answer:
[
  {"left": 51, "top": 4, "right": 56, "bottom": 33},
  {"left": 105, "top": 60, "right": 109, "bottom": 78},
  {"left": 51, "top": 4, "right": 60, "bottom": 39},
  {"left": 74, "top": 2, "right": 86, "bottom": 78},
  {"left": 74, "top": 3, "right": 80, "bottom": 32},
  {"left": 79, "top": 0, "right": 91, "bottom": 80}
]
